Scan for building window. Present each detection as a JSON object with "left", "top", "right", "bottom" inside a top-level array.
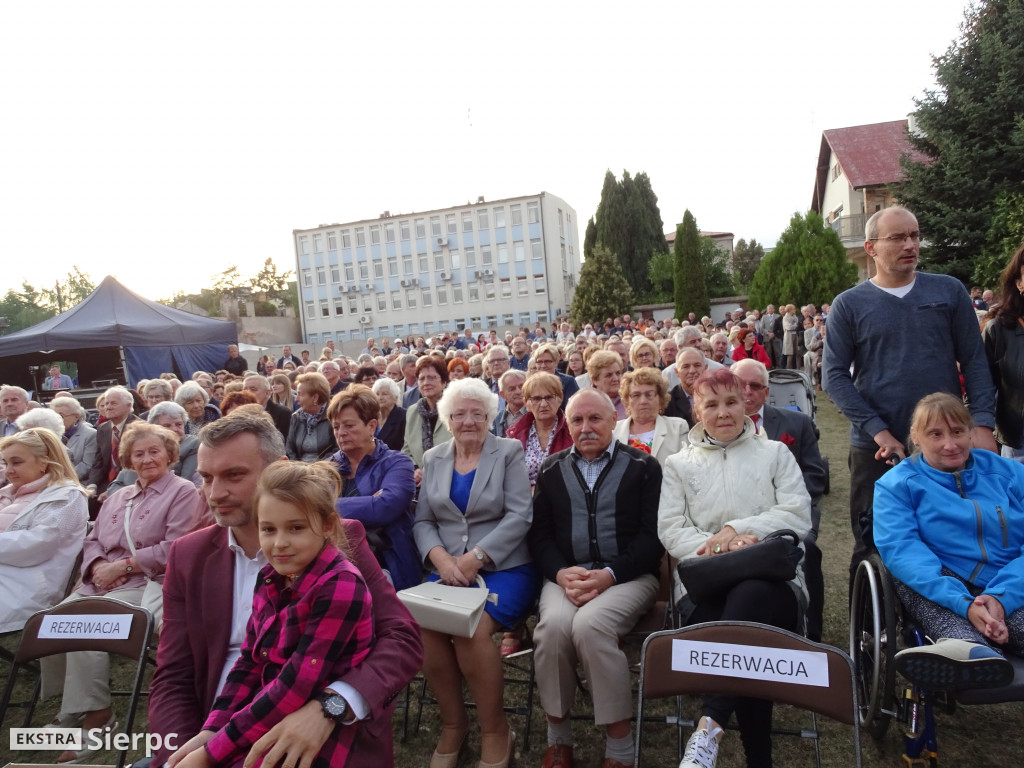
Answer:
[
  {"left": 330, "top": 266, "right": 340, "bottom": 283},
  {"left": 388, "top": 257, "right": 398, "bottom": 277},
  {"left": 527, "top": 201, "right": 539, "bottom": 223},
  {"left": 462, "top": 212, "right": 473, "bottom": 232},
  {"left": 481, "top": 246, "right": 492, "bottom": 266},
  {"left": 348, "top": 297, "right": 358, "bottom": 314},
  {"left": 514, "top": 242, "right": 525, "bottom": 262},
  {"left": 401, "top": 220, "right": 410, "bottom": 240},
  {"left": 403, "top": 255, "right": 413, "bottom": 275},
  {"left": 302, "top": 269, "right": 313, "bottom": 287},
  {"left": 377, "top": 294, "right": 387, "bottom": 311},
  {"left": 430, "top": 216, "right": 441, "bottom": 237},
  {"left": 494, "top": 207, "right": 506, "bottom": 228},
  {"left": 334, "top": 298, "right": 344, "bottom": 315},
  {"left": 421, "top": 288, "right": 432, "bottom": 307},
  {"left": 470, "top": 316, "right": 482, "bottom": 329},
  {"left": 535, "top": 276, "right": 546, "bottom": 293},
  {"left": 345, "top": 264, "right": 355, "bottom": 282},
  {"left": 359, "top": 263, "right": 369, "bottom": 281},
  {"left": 502, "top": 313, "right": 514, "bottom": 327},
  {"left": 832, "top": 163, "right": 842, "bottom": 181},
  {"left": 370, "top": 226, "right": 380, "bottom": 245},
  {"left": 305, "top": 301, "right": 315, "bottom": 319},
  {"left": 341, "top": 230, "right": 351, "bottom": 248},
  {"left": 531, "top": 239, "right": 542, "bottom": 260},
  {"left": 446, "top": 214, "right": 457, "bottom": 234},
  {"left": 537, "top": 310, "right": 549, "bottom": 324},
  {"left": 385, "top": 223, "right": 394, "bottom": 242},
  {"left": 374, "top": 261, "right": 384, "bottom": 278},
  {"left": 418, "top": 254, "right": 429, "bottom": 272},
  {"left": 356, "top": 229, "right": 366, "bottom": 246},
  {"left": 313, "top": 234, "right": 323, "bottom": 253},
  {"left": 392, "top": 291, "right": 402, "bottom": 310},
  {"left": 316, "top": 267, "right": 326, "bottom": 285},
  {"left": 450, "top": 250, "right": 461, "bottom": 270},
  {"left": 453, "top": 284, "right": 463, "bottom": 303},
  {"left": 510, "top": 204, "right": 522, "bottom": 226},
  {"left": 407, "top": 289, "right": 417, "bottom": 309},
  {"left": 497, "top": 244, "right": 508, "bottom": 264},
  {"left": 321, "top": 301, "right": 330, "bottom": 317},
  {"left": 560, "top": 243, "right": 567, "bottom": 272},
  {"left": 363, "top": 295, "right": 373, "bottom": 312},
  {"left": 469, "top": 285, "right": 479, "bottom": 302},
  {"left": 415, "top": 218, "right": 425, "bottom": 238},
  {"left": 437, "top": 286, "right": 448, "bottom": 304},
  {"left": 485, "top": 315, "right": 497, "bottom": 329},
  {"left": 518, "top": 311, "right": 531, "bottom": 326},
  {"left": 478, "top": 209, "right": 489, "bottom": 230},
  {"left": 424, "top": 321, "right": 435, "bottom": 335},
  {"left": 501, "top": 280, "right": 512, "bottom": 298},
  {"left": 434, "top": 253, "right": 445, "bottom": 270},
  {"left": 328, "top": 232, "right": 337, "bottom": 250},
  {"left": 466, "top": 248, "right": 476, "bottom": 268},
  {"left": 517, "top": 277, "right": 528, "bottom": 296},
  {"left": 298, "top": 236, "right": 309, "bottom": 255}
]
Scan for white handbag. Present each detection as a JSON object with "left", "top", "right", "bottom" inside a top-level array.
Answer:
[
  {"left": 398, "top": 575, "right": 493, "bottom": 638},
  {"left": 122, "top": 497, "right": 164, "bottom": 631}
]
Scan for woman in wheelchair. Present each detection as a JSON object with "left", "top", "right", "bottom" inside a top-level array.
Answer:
[
  {"left": 659, "top": 369, "right": 812, "bottom": 768},
  {"left": 874, "top": 392, "right": 1024, "bottom": 692}
]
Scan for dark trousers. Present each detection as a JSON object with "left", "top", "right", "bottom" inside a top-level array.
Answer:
[
  {"left": 848, "top": 445, "right": 894, "bottom": 592},
  {"left": 688, "top": 580, "right": 800, "bottom": 768},
  {"left": 802, "top": 540, "right": 824, "bottom": 643}
]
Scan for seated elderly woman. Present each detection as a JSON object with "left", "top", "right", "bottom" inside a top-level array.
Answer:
[
  {"left": 875, "top": 393, "right": 1024, "bottom": 691},
  {"left": 218, "top": 389, "right": 258, "bottom": 416},
  {"left": 0, "top": 428, "right": 89, "bottom": 633},
  {"left": 353, "top": 365, "right": 379, "bottom": 386},
  {"left": 413, "top": 377, "right": 537, "bottom": 768},
  {"left": 106, "top": 401, "right": 202, "bottom": 494},
  {"left": 15, "top": 407, "right": 66, "bottom": 439},
  {"left": 327, "top": 384, "right": 419, "bottom": 590},
  {"left": 372, "top": 376, "right": 406, "bottom": 452},
  {"left": 613, "top": 367, "right": 689, "bottom": 464},
  {"left": 659, "top": 368, "right": 811, "bottom": 768},
  {"left": 286, "top": 372, "right": 338, "bottom": 462},
  {"left": 586, "top": 349, "right": 627, "bottom": 420},
  {"left": 629, "top": 337, "right": 659, "bottom": 370},
  {"left": 403, "top": 355, "right": 453, "bottom": 485},
  {"left": 48, "top": 396, "right": 98, "bottom": 481},
  {"left": 42, "top": 421, "right": 198, "bottom": 763},
  {"left": 175, "top": 381, "right": 221, "bottom": 435},
  {"left": 142, "top": 378, "right": 173, "bottom": 411},
  {"left": 507, "top": 372, "right": 572, "bottom": 486}
]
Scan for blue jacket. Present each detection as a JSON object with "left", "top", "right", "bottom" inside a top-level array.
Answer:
[
  {"left": 331, "top": 439, "right": 420, "bottom": 590},
  {"left": 874, "top": 449, "right": 1024, "bottom": 617}
]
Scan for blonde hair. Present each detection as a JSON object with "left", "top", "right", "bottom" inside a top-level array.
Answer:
[
  {"left": 0, "top": 428, "right": 79, "bottom": 487},
  {"left": 253, "top": 461, "right": 349, "bottom": 553},
  {"left": 909, "top": 393, "right": 974, "bottom": 454}
]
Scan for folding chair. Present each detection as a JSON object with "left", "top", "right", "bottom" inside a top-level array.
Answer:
[
  {"left": 0, "top": 596, "right": 155, "bottom": 768},
  {"left": 635, "top": 620, "right": 861, "bottom": 768}
]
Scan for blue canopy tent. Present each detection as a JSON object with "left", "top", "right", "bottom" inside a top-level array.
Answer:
[{"left": 0, "top": 276, "right": 237, "bottom": 389}]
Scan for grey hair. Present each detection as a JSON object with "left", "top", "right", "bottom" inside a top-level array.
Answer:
[
  {"left": 175, "top": 380, "right": 209, "bottom": 406},
  {"left": 371, "top": 376, "right": 401, "bottom": 400},
  {"left": 566, "top": 387, "right": 616, "bottom": 419},
  {"left": 197, "top": 410, "right": 285, "bottom": 466},
  {"left": 865, "top": 205, "right": 912, "bottom": 241},
  {"left": 243, "top": 374, "right": 271, "bottom": 392},
  {"left": 486, "top": 344, "right": 510, "bottom": 363},
  {"left": 16, "top": 408, "right": 65, "bottom": 437},
  {"left": 148, "top": 401, "right": 189, "bottom": 423},
  {"left": 709, "top": 331, "right": 728, "bottom": 345},
  {"left": 677, "top": 326, "right": 703, "bottom": 346},
  {"left": 0, "top": 385, "right": 29, "bottom": 402},
  {"left": 437, "top": 377, "right": 499, "bottom": 432},
  {"left": 104, "top": 386, "right": 134, "bottom": 405},
  {"left": 498, "top": 369, "right": 527, "bottom": 391},
  {"left": 143, "top": 379, "right": 173, "bottom": 399},
  {"left": 49, "top": 396, "right": 86, "bottom": 421},
  {"left": 400, "top": 354, "right": 419, "bottom": 369},
  {"left": 731, "top": 358, "right": 770, "bottom": 386}
]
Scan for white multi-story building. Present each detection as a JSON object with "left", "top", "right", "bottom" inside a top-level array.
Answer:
[{"left": 293, "top": 192, "right": 580, "bottom": 350}]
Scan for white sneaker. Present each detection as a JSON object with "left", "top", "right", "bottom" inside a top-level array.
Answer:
[{"left": 679, "top": 726, "right": 722, "bottom": 768}]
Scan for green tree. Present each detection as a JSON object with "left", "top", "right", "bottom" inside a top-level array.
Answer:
[
  {"left": 647, "top": 251, "right": 674, "bottom": 302},
  {"left": 700, "top": 237, "right": 736, "bottom": 298},
  {"left": 212, "top": 266, "right": 247, "bottom": 296},
  {"left": 40, "top": 268, "right": 96, "bottom": 314},
  {"left": 747, "top": 211, "right": 856, "bottom": 309},
  {"left": 250, "top": 258, "right": 295, "bottom": 305},
  {"left": 674, "top": 210, "right": 709, "bottom": 320},
  {"left": 593, "top": 169, "right": 667, "bottom": 296},
  {"left": 733, "top": 238, "right": 765, "bottom": 286},
  {"left": 583, "top": 217, "right": 597, "bottom": 258},
  {"left": 0, "top": 282, "right": 53, "bottom": 333},
  {"left": 569, "top": 244, "right": 634, "bottom": 328},
  {"left": 899, "top": 0, "right": 1024, "bottom": 285}
]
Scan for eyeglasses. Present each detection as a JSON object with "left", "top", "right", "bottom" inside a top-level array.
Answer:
[
  {"left": 635, "top": 352, "right": 655, "bottom": 361},
  {"left": 740, "top": 382, "right": 766, "bottom": 392},
  {"left": 527, "top": 395, "right": 558, "bottom": 405},
  {"left": 418, "top": 374, "right": 442, "bottom": 383},
  {"left": 629, "top": 390, "right": 658, "bottom": 401},
  {"left": 450, "top": 411, "right": 488, "bottom": 423},
  {"left": 869, "top": 231, "right": 921, "bottom": 244}
]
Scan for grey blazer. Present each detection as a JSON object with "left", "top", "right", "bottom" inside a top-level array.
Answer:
[
  {"left": 612, "top": 414, "right": 689, "bottom": 465},
  {"left": 66, "top": 421, "right": 98, "bottom": 481},
  {"left": 413, "top": 433, "right": 533, "bottom": 572}
]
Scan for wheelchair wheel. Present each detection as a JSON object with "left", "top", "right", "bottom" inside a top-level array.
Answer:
[{"left": 850, "top": 552, "right": 898, "bottom": 739}]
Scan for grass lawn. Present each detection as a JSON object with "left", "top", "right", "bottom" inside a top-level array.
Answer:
[{"left": 3, "top": 396, "right": 1022, "bottom": 766}]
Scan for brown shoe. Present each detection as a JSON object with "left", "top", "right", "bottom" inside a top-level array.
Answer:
[
  {"left": 541, "top": 743, "right": 574, "bottom": 768},
  {"left": 600, "top": 759, "right": 633, "bottom": 768}
]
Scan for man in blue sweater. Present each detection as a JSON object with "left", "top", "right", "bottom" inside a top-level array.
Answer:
[{"left": 822, "top": 205, "right": 997, "bottom": 588}]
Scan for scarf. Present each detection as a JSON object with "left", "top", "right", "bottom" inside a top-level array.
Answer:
[
  {"left": 298, "top": 403, "right": 327, "bottom": 432},
  {"left": 416, "top": 397, "right": 439, "bottom": 453}
]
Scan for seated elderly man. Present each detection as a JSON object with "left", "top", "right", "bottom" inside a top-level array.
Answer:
[
  {"left": 530, "top": 388, "right": 664, "bottom": 768},
  {"left": 493, "top": 369, "right": 528, "bottom": 438},
  {"left": 664, "top": 347, "right": 707, "bottom": 426},
  {"left": 1, "top": 386, "right": 31, "bottom": 437}
]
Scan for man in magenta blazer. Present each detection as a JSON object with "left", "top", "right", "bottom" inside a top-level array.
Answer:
[{"left": 149, "top": 411, "right": 423, "bottom": 768}]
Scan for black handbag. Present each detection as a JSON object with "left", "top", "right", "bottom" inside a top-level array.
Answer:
[{"left": 676, "top": 529, "right": 803, "bottom": 603}]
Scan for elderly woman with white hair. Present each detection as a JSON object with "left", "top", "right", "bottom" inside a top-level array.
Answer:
[
  {"left": 174, "top": 380, "right": 220, "bottom": 435},
  {"left": 412, "top": 377, "right": 538, "bottom": 768},
  {"left": 372, "top": 376, "right": 406, "bottom": 452},
  {"left": 15, "top": 408, "right": 66, "bottom": 439},
  {"left": 105, "top": 401, "right": 201, "bottom": 494},
  {"left": 48, "top": 397, "right": 97, "bottom": 481}
]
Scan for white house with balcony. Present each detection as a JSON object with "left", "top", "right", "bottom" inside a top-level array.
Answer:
[{"left": 810, "top": 119, "right": 925, "bottom": 282}]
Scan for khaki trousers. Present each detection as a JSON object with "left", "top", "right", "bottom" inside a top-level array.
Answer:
[{"left": 534, "top": 574, "right": 658, "bottom": 725}]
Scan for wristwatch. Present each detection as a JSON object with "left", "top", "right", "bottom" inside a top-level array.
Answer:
[
  {"left": 472, "top": 546, "right": 485, "bottom": 562},
  {"left": 124, "top": 560, "right": 134, "bottom": 574},
  {"left": 315, "top": 690, "right": 349, "bottom": 724}
]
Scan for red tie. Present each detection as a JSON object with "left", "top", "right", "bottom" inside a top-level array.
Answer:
[
  {"left": 752, "top": 414, "right": 761, "bottom": 434},
  {"left": 109, "top": 424, "right": 121, "bottom": 482}
]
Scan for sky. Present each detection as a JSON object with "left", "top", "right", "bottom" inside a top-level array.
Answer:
[{"left": 0, "top": 0, "right": 971, "bottom": 303}]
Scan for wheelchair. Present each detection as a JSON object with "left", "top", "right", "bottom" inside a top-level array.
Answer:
[{"left": 850, "top": 552, "right": 1024, "bottom": 766}]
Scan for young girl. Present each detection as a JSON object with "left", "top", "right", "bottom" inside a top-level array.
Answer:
[{"left": 178, "top": 461, "right": 374, "bottom": 768}]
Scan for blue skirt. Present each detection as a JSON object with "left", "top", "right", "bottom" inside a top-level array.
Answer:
[{"left": 427, "top": 563, "right": 540, "bottom": 630}]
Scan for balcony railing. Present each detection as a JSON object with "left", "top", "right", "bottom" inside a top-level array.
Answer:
[{"left": 828, "top": 213, "right": 870, "bottom": 242}]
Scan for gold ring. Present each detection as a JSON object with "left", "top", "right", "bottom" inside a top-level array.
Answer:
[{"left": 713, "top": 544, "right": 722, "bottom": 554}]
